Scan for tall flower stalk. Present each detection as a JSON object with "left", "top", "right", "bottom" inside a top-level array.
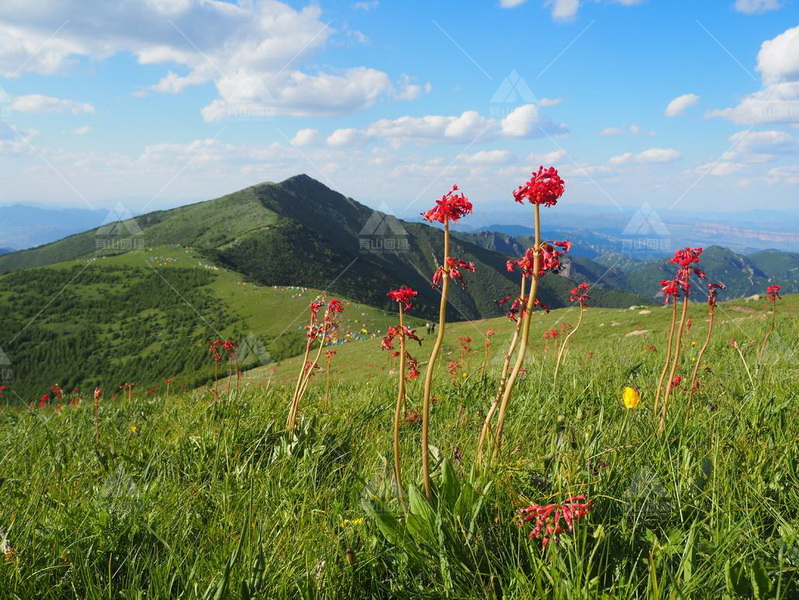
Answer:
[
  {"left": 93, "top": 387, "right": 101, "bottom": 445},
  {"left": 287, "top": 299, "right": 344, "bottom": 434},
  {"left": 323, "top": 350, "right": 336, "bottom": 410},
  {"left": 689, "top": 282, "right": 725, "bottom": 393},
  {"left": 419, "top": 185, "right": 474, "bottom": 498},
  {"left": 476, "top": 279, "right": 527, "bottom": 466},
  {"left": 758, "top": 285, "right": 782, "bottom": 364},
  {"left": 492, "top": 167, "right": 568, "bottom": 461},
  {"left": 553, "top": 282, "right": 590, "bottom": 385},
  {"left": 658, "top": 248, "right": 705, "bottom": 433},
  {"left": 384, "top": 286, "right": 421, "bottom": 508}
]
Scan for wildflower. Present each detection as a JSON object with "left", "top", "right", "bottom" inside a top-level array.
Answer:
[
  {"left": 767, "top": 284, "right": 781, "bottom": 302},
  {"left": 518, "top": 495, "right": 593, "bottom": 548},
  {"left": 622, "top": 387, "right": 641, "bottom": 409},
  {"left": 454, "top": 446, "right": 463, "bottom": 462},
  {"left": 433, "top": 257, "right": 476, "bottom": 288},
  {"left": 422, "top": 185, "right": 473, "bottom": 223},
  {"left": 707, "top": 282, "right": 726, "bottom": 307},
  {"left": 670, "top": 376, "right": 682, "bottom": 389},
  {"left": 512, "top": 166, "right": 565, "bottom": 207},
  {"left": 387, "top": 286, "right": 418, "bottom": 311},
  {"left": 461, "top": 372, "right": 469, "bottom": 379},
  {"left": 570, "top": 282, "right": 590, "bottom": 306},
  {"left": 129, "top": 425, "right": 138, "bottom": 435}
]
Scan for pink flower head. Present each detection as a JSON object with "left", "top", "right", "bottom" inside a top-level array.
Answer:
[
  {"left": 671, "top": 247, "right": 703, "bottom": 267},
  {"left": 518, "top": 495, "right": 593, "bottom": 548},
  {"left": 387, "top": 286, "right": 418, "bottom": 311},
  {"left": 513, "top": 166, "right": 565, "bottom": 207},
  {"left": 327, "top": 299, "right": 344, "bottom": 315},
  {"left": 422, "top": 185, "right": 473, "bottom": 224},
  {"left": 767, "top": 285, "right": 782, "bottom": 302},
  {"left": 570, "top": 281, "right": 590, "bottom": 306},
  {"left": 433, "top": 257, "right": 476, "bottom": 288}
]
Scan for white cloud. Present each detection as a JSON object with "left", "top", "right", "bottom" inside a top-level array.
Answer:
[
  {"left": 10, "top": 94, "right": 95, "bottom": 115},
  {"left": 734, "top": 0, "right": 782, "bottom": 14},
  {"left": 0, "top": 1, "right": 417, "bottom": 119},
  {"left": 500, "top": 0, "right": 527, "bottom": 6},
  {"left": 459, "top": 150, "right": 513, "bottom": 164},
  {"left": 730, "top": 129, "right": 798, "bottom": 154},
  {"left": 72, "top": 126, "right": 91, "bottom": 135},
  {"left": 352, "top": 1, "right": 379, "bottom": 9},
  {"left": 665, "top": 93, "right": 700, "bottom": 117},
  {"left": 364, "top": 110, "right": 494, "bottom": 145},
  {"left": 291, "top": 128, "right": 320, "bottom": 146},
  {"left": 538, "top": 97, "right": 564, "bottom": 107},
  {"left": 500, "top": 103, "right": 568, "bottom": 138},
  {"left": 707, "top": 25, "right": 799, "bottom": 124},
  {"left": 327, "top": 128, "right": 365, "bottom": 147},
  {"left": 609, "top": 148, "right": 682, "bottom": 165},
  {"left": 543, "top": 0, "right": 643, "bottom": 21},
  {"left": 600, "top": 124, "right": 642, "bottom": 136},
  {"left": 526, "top": 149, "right": 567, "bottom": 164}
]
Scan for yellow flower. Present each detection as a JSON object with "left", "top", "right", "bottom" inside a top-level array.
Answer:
[
  {"left": 129, "top": 425, "right": 138, "bottom": 434},
  {"left": 340, "top": 517, "right": 364, "bottom": 527},
  {"left": 691, "top": 340, "right": 697, "bottom": 346},
  {"left": 461, "top": 372, "right": 469, "bottom": 379},
  {"left": 622, "top": 387, "right": 641, "bottom": 409}
]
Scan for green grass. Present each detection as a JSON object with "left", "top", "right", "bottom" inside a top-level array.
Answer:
[{"left": 0, "top": 295, "right": 797, "bottom": 598}]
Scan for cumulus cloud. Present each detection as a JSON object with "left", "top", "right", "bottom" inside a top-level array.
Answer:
[
  {"left": 352, "top": 1, "right": 379, "bottom": 9},
  {"left": 542, "top": 0, "right": 643, "bottom": 21},
  {"left": 459, "top": 150, "right": 513, "bottom": 164},
  {"left": 500, "top": 104, "right": 568, "bottom": 138},
  {"left": 707, "top": 25, "right": 799, "bottom": 125},
  {"left": 291, "top": 128, "right": 320, "bottom": 146},
  {"left": 10, "top": 94, "right": 95, "bottom": 115},
  {"left": 0, "top": 1, "right": 421, "bottom": 120},
  {"left": 665, "top": 93, "right": 700, "bottom": 117},
  {"left": 609, "top": 148, "right": 682, "bottom": 165},
  {"left": 734, "top": 0, "right": 782, "bottom": 14},
  {"left": 600, "top": 124, "right": 643, "bottom": 136},
  {"left": 500, "top": 0, "right": 528, "bottom": 7}
]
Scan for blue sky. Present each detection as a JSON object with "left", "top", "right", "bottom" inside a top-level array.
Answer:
[{"left": 0, "top": 0, "right": 797, "bottom": 220}]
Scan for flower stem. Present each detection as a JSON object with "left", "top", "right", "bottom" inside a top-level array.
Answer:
[
  {"left": 393, "top": 305, "right": 407, "bottom": 509},
  {"left": 757, "top": 301, "right": 777, "bottom": 364},
  {"left": 654, "top": 298, "right": 678, "bottom": 418},
  {"left": 689, "top": 305, "right": 715, "bottom": 394},
  {"left": 421, "top": 220, "right": 451, "bottom": 499},
  {"left": 659, "top": 296, "right": 689, "bottom": 434},
  {"left": 552, "top": 304, "right": 584, "bottom": 386},
  {"left": 492, "top": 204, "right": 542, "bottom": 461},
  {"left": 476, "top": 277, "right": 526, "bottom": 467}
]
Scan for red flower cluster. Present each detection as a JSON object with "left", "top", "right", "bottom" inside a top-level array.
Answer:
[
  {"left": 406, "top": 354, "right": 420, "bottom": 380},
  {"left": 387, "top": 286, "right": 418, "bottom": 311},
  {"left": 381, "top": 325, "right": 421, "bottom": 351},
  {"left": 206, "top": 339, "right": 238, "bottom": 363},
  {"left": 543, "top": 328, "right": 559, "bottom": 340},
  {"left": 307, "top": 298, "right": 345, "bottom": 342},
  {"left": 570, "top": 282, "right": 590, "bottom": 306},
  {"left": 661, "top": 247, "right": 706, "bottom": 301},
  {"left": 767, "top": 284, "right": 782, "bottom": 302},
  {"left": 432, "top": 257, "right": 476, "bottom": 288},
  {"left": 507, "top": 241, "right": 570, "bottom": 279},
  {"left": 518, "top": 495, "right": 593, "bottom": 548},
  {"left": 513, "top": 166, "right": 565, "bottom": 207},
  {"left": 422, "top": 185, "right": 473, "bottom": 224},
  {"left": 707, "top": 282, "right": 726, "bottom": 308}
]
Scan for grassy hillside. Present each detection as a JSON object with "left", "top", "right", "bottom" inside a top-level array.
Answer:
[
  {"left": 0, "top": 295, "right": 796, "bottom": 597},
  {"left": 0, "top": 246, "right": 423, "bottom": 402}
]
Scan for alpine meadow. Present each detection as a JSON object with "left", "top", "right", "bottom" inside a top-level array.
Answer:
[{"left": 1, "top": 1, "right": 798, "bottom": 599}]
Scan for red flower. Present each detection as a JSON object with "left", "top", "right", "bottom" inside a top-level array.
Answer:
[
  {"left": 327, "top": 299, "right": 344, "bottom": 314},
  {"left": 422, "top": 185, "right": 473, "bottom": 224},
  {"left": 518, "top": 495, "right": 593, "bottom": 548},
  {"left": 570, "top": 281, "right": 590, "bottom": 306},
  {"left": 406, "top": 354, "right": 421, "bottom": 380},
  {"left": 708, "top": 282, "right": 726, "bottom": 308},
  {"left": 381, "top": 325, "right": 421, "bottom": 351},
  {"left": 670, "top": 376, "right": 683, "bottom": 389},
  {"left": 670, "top": 247, "right": 703, "bottom": 267},
  {"left": 387, "top": 286, "right": 418, "bottom": 311},
  {"left": 433, "top": 257, "right": 476, "bottom": 288},
  {"left": 767, "top": 285, "right": 781, "bottom": 302},
  {"left": 543, "top": 328, "right": 559, "bottom": 340},
  {"left": 534, "top": 298, "right": 551, "bottom": 313},
  {"left": 513, "top": 166, "right": 565, "bottom": 207}
]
